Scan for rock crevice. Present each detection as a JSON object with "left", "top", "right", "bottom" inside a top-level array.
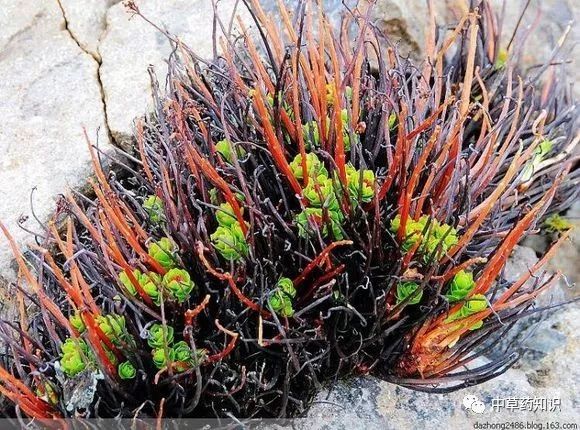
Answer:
[
  {"left": 56, "top": 0, "right": 115, "bottom": 147},
  {"left": 0, "top": 0, "right": 112, "bottom": 279}
]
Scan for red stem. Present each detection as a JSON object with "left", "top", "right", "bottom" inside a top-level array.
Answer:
[{"left": 293, "top": 240, "right": 353, "bottom": 286}]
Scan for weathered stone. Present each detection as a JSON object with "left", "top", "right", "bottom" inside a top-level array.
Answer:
[
  {"left": 306, "top": 362, "right": 578, "bottom": 429},
  {"left": 546, "top": 202, "right": 580, "bottom": 291},
  {"left": 0, "top": 0, "right": 111, "bottom": 281},
  {"left": 58, "top": 0, "right": 120, "bottom": 60},
  {"left": 0, "top": 277, "right": 16, "bottom": 323},
  {"left": 503, "top": 245, "right": 540, "bottom": 285},
  {"left": 528, "top": 302, "right": 580, "bottom": 394},
  {"left": 501, "top": 245, "right": 566, "bottom": 306},
  {"left": 488, "top": 239, "right": 575, "bottom": 363},
  {"left": 526, "top": 202, "right": 580, "bottom": 297},
  {"left": 369, "top": 0, "right": 578, "bottom": 91},
  {"left": 99, "top": 0, "right": 250, "bottom": 150},
  {"left": 305, "top": 240, "right": 579, "bottom": 427},
  {"left": 0, "top": 0, "right": 49, "bottom": 51},
  {"left": 494, "top": 0, "right": 578, "bottom": 71},
  {"left": 369, "top": 0, "right": 431, "bottom": 59}
]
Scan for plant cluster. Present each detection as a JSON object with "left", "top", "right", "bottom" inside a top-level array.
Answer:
[{"left": 0, "top": 0, "right": 577, "bottom": 422}]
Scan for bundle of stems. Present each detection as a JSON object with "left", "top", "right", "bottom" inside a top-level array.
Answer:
[{"left": 0, "top": 0, "right": 577, "bottom": 420}]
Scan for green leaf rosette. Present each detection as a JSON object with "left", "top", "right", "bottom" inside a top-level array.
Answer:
[
  {"left": 143, "top": 195, "right": 165, "bottom": 224},
  {"left": 395, "top": 281, "right": 423, "bottom": 305},
  {"left": 147, "top": 324, "right": 174, "bottom": 349},
  {"left": 163, "top": 268, "right": 196, "bottom": 303},
  {"left": 60, "top": 338, "right": 92, "bottom": 377},
  {"left": 268, "top": 277, "right": 297, "bottom": 317},
  {"left": 148, "top": 237, "right": 177, "bottom": 269},
  {"left": 118, "top": 361, "right": 136, "bottom": 380},
  {"left": 445, "top": 270, "right": 475, "bottom": 302},
  {"left": 211, "top": 224, "right": 249, "bottom": 261}
]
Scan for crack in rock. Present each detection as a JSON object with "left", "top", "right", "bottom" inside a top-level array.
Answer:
[{"left": 56, "top": 0, "right": 117, "bottom": 147}]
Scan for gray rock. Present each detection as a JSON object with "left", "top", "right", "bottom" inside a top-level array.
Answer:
[
  {"left": 503, "top": 245, "right": 540, "bottom": 285},
  {"left": 98, "top": 0, "right": 251, "bottom": 150},
  {"left": 546, "top": 202, "right": 580, "bottom": 292},
  {"left": 304, "top": 240, "right": 579, "bottom": 427},
  {"left": 503, "top": 245, "right": 569, "bottom": 305},
  {"left": 529, "top": 302, "right": 580, "bottom": 401},
  {"left": 58, "top": 0, "right": 120, "bottom": 60},
  {"left": 368, "top": 0, "right": 578, "bottom": 92},
  {"left": 496, "top": 0, "right": 578, "bottom": 76},
  {"left": 0, "top": 0, "right": 49, "bottom": 51},
  {"left": 369, "top": 0, "right": 430, "bottom": 59},
  {"left": 487, "top": 240, "right": 575, "bottom": 362},
  {"left": 0, "top": 0, "right": 111, "bottom": 281},
  {"left": 307, "top": 363, "right": 578, "bottom": 429}
]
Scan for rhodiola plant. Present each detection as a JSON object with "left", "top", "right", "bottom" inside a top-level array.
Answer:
[{"left": 0, "top": 0, "right": 577, "bottom": 422}]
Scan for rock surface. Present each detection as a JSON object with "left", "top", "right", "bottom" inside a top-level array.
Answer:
[
  {"left": 305, "top": 201, "right": 580, "bottom": 428},
  {"left": 58, "top": 0, "right": 120, "bottom": 60},
  {"left": 306, "top": 358, "right": 579, "bottom": 429},
  {"left": 99, "top": 0, "right": 250, "bottom": 150},
  {"left": 370, "top": 0, "right": 579, "bottom": 91},
  {"left": 546, "top": 202, "right": 580, "bottom": 290},
  {"left": 0, "top": 0, "right": 248, "bottom": 279},
  {"left": 0, "top": 0, "right": 111, "bottom": 281},
  {"left": 306, "top": 237, "right": 580, "bottom": 428}
]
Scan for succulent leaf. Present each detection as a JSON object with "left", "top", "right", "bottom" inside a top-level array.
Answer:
[
  {"left": 268, "top": 277, "right": 297, "bottom": 317},
  {"left": 446, "top": 270, "right": 475, "bottom": 302},
  {"left": 60, "top": 338, "right": 92, "bottom": 377},
  {"left": 216, "top": 202, "right": 240, "bottom": 228},
  {"left": 211, "top": 224, "right": 249, "bottom": 261},
  {"left": 289, "top": 153, "right": 328, "bottom": 180},
  {"left": 163, "top": 268, "right": 196, "bottom": 303},
  {"left": 119, "top": 270, "right": 163, "bottom": 304},
  {"left": 216, "top": 139, "right": 246, "bottom": 163},
  {"left": 118, "top": 361, "right": 137, "bottom": 380},
  {"left": 96, "top": 314, "right": 126, "bottom": 340},
  {"left": 148, "top": 237, "right": 177, "bottom": 269},
  {"left": 396, "top": 282, "right": 423, "bottom": 305},
  {"left": 148, "top": 324, "right": 174, "bottom": 349},
  {"left": 296, "top": 207, "right": 344, "bottom": 240},
  {"left": 143, "top": 195, "right": 165, "bottom": 224},
  {"left": 303, "top": 175, "right": 338, "bottom": 210},
  {"left": 346, "top": 167, "right": 375, "bottom": 203},
  {"left": 69, "top": 313, "right": 86, "bottom": 334},
  {"left": 544, "top": 213, "right": 573, "bottom": 234},
  {"left": 152, "top": 347, "right": 175, "bottom": 369},
  {"left": 444, "top": 294, "right": 488, "bottom": 329}
]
